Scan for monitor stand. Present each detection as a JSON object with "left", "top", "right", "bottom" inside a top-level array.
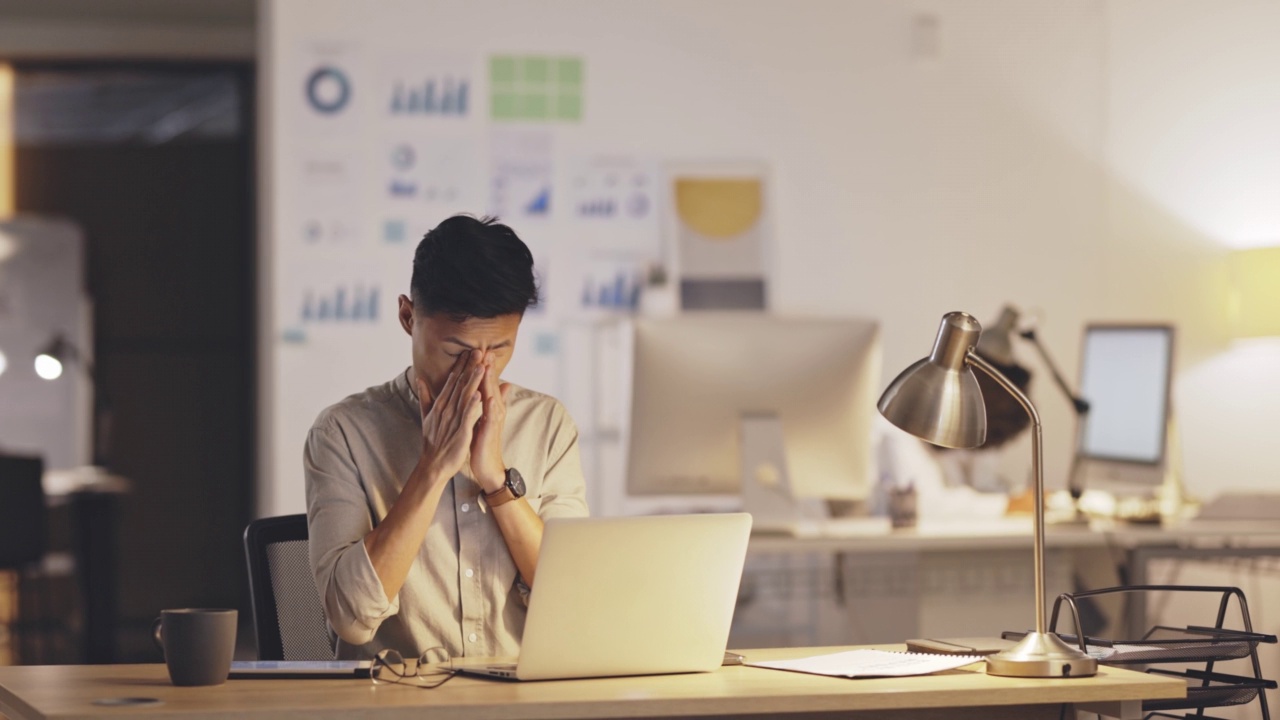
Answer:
[
  {"left": 740, "top": 413, "right": 825, "bottom": 532},
  {"left": 739, "top": 413, "right": 888, "bottom": 536}
]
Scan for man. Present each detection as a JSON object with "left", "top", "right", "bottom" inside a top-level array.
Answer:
[{"left": 305, "top": 215, "right": 589, "bottom": 660}]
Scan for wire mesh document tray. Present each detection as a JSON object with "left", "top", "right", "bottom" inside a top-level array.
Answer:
[
  {"left": 1004, "top": 585, "right": 1277, "bottom": 720},
  {"left": 1140, "top": 668, "right": 1277, "bottom": 712},
  {"left": 1003, "top": 625, "right": 1278, "bottom": 665},
  {"left": 1106, "top": 625, "right": 1277, "bottom": 665}
]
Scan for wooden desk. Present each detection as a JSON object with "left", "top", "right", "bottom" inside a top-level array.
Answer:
[{"left": 0, "top": 646, "right": 1184, "bottom": 720}]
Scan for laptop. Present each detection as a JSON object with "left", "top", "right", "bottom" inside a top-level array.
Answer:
[{"left": 451, "top": 512, "right": 752, "bottom": 681}]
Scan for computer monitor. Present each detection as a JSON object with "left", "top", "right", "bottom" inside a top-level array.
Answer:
[
  {"left": 1074, "top": 324, "right": 1175, "bottom": 491},
  {"left": 627, "top": 315, "right": 880, "bottom": 501}
]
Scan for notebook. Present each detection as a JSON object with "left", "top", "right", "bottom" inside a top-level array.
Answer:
[
  {"left": 229, "top": 660, "right": 372, "bottom": 678},
  {"left": 450, "top": 513, "right": 752, "bottom": 681}
]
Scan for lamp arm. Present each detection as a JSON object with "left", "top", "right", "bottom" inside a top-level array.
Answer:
[
  {"left": 59, "top": 336, "right": 106, "bottom": 465},
  {"left": 968, "top": 350, "right": 1047, "bottom": 636},
  {"left": 65, "top": 340, "right": 96, "bottom": 381},
  {"left": 1019, "top": 329, "right": 1089, "bottom": 415},
  {"left": 75, "top": 354, "right": 96, "bottom": 383}
]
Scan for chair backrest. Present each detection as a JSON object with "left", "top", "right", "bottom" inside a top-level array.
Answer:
[
  {"left": 0, "top": 455, "right": 47, "bottom": 569},
  {"left": 243, "top": 514, "right": 336, "bottom": 660}
]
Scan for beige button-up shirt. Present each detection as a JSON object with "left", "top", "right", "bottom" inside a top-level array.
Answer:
[{"left": 305, "top": 369, "right": 589, "bottom": 660}]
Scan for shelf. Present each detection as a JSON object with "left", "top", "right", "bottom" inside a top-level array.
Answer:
[
  {"left": 1102, "top": 625, "right": 1276, "bottom": 666},
  {"left": 1142, "top": 668, "right": 1277, "bottom": 712},
  {"left": 998, "top": 625, "right": 1275, "bottom": 665}
]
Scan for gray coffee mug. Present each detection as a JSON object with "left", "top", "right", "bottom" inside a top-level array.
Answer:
[{"left": 151, "top": 608, "right": 237, "bottom": 686}]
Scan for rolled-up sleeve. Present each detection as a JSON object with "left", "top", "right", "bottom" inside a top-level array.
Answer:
[
  {"left": 536, "top": 403, "right": 590, "bottom": 522},
  {"left": 305, "top": 420, "right": 400, "bottom": 646},
  {"left": 511, "top": 402, "right": 589, "bottom": 604}
]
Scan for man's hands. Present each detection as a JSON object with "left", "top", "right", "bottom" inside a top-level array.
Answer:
[
  {"left": 415, "top": 351, "right": 485, "bottom": 488},
  {"left": 471, "top": 353, "right": 514, "bottom": 493},
  {"left": 413, "top": 349, "right": 511, "bottom": 493}
]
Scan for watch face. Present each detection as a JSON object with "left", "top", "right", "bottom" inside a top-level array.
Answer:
[{"left": 506, "top": 468, "right": 526, "bottom": 498}]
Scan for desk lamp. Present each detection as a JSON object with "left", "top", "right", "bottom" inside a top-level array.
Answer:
[
  {"left": 35, "top": 333, "right": 112, "bottom": 467},
  {"left": 977, "top": 305, "right": 1090, "bottom": 415},
  {"left": 878, "top": 311, "right": 1097, "bottom": 678},
  {"left": 35, "top": 334, "right": 93, "bottom": 380},
  {"left": 976, "top": 305, "right": 1092, "bottom": 504}
]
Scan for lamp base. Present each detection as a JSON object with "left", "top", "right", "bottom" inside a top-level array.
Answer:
[{"left": 985, "top": 632, "right": 1098, "bottom": 678}]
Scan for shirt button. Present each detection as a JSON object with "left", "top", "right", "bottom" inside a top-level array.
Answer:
[
  {"left": 461, "top": 502, "right": 471, "bottom": 512},
  {"left": 468, "top": 633, "right": 478, "bottom": 643},
  {"left": 465, "top": 568, "right": 474, "bottom": 578}
]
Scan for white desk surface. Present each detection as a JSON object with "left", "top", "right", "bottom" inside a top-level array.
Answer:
[
  {"left": 42, "top": 467, "right": 130, "bottom": 498},
  {"left": 747, "top": 518, "right": 1280, "bottom": 554}
]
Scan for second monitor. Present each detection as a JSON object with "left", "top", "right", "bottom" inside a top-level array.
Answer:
[
  {"left": 628, "top": 314, "right": 880, "bottom": 501},
  {"left": 1074, "top": 323, "right": 1175, "bottom": 493}
]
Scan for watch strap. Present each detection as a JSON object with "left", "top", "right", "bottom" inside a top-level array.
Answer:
[{"left": 485, "top": 484, "right": 517, "bottom": 507}]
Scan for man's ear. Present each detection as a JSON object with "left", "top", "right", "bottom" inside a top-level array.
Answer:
[{"left": 397, "top": 294, "right": 415, "bottom": 336}]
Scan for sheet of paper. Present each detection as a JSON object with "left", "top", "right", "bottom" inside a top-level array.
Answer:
[
  {"left": 565, "top": 156, "right": 661, "bottom": 255},
  {"left": 489, "top": 130, "right": 553, "bottom": 221},
  {"left": 1095, "top": 643, "right": 1173, "bottom": 660},
  {"left": 747, "top": 649, "right": 983, "bottom": 678}
]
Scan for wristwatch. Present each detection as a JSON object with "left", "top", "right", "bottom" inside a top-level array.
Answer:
[{"left": 484, "top": 468, "right": 526, "bottom": 508}]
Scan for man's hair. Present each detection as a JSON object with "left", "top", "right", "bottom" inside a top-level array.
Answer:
[{"left": 410, "top": 215, "right": 539, "bottom": 320}]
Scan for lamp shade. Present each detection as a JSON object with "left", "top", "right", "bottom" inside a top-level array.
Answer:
[
  {"left": 1230, "top": 246, "right": 1280, "bottom": 338},
  {"left": 877, "top": 312, "right": 987, "bottom": 449},
  {"left": 975, "top": 305, "right": 1019, "bottom": 365}
]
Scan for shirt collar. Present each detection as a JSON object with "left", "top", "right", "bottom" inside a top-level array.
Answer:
[{"left": 395, "top": 367, "right": 420, "bottom": 416}]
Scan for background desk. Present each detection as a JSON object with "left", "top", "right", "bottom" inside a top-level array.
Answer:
[
  {"left": 0, "top": 646, "right": 1183, "bottom": 720},
  {"left": 45, "top": 468, "right": 131, "bottom": 664},
  {"left": 738, "top": 520, "right": 1280, "bottom": 649}
]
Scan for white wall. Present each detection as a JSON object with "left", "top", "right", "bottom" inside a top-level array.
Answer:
[
  {"left": 0, "top": 217, "right": 90, "bottom": 470},
  {"left": 261, "top": 0, "right": 1110, "bottom": 516},
  {"left": 1104, "top": 0, "right": 1280, "bottom": 498},
  {"left": 264, "top": 0, "right": 1280, "bottom": 516}
]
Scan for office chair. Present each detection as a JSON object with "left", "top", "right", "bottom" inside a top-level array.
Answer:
[
  {"left": 243, "top": 514, "right": 336, "bottom": 660},
  {"left": 0, "top": 455, "right": 49, "bottom": 663}
]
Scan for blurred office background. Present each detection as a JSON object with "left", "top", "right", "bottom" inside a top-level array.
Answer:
[{"left": 0, "top": 0, "right": 1278, "bottom": 696}]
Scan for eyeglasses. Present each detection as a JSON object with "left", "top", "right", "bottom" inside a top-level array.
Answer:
[{"left": 371, "top": 647, "right": 457, "bottom": 689}]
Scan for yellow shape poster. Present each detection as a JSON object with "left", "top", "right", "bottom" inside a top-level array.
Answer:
[
  {"left": 674, "top": 178, "right": 763, "bottom": 240},
  {"left": 670, "top": 168, "right": 769, "bottom": 309}
]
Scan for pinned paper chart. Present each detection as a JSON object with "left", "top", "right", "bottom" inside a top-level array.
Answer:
[
  {"left": 566, "top": 156, "right": 662, "bottom": 259},
  {"left": 580, "top": 267, "right": 643, "bottom": 311},
  {"left": 380, "top": 136, "right": 481, "bottom": 218},
  {"left": 379, "top": 53, "right": 474, "bottom": 120},
  {"left": 490, "top": 130, "right": 554, "bottom": 221},
  {"left": 570, "top": 158, "right": 657, "bottom": 223},
  {"left": 299, "top": 284, "right": 381, "bottom": 324}
]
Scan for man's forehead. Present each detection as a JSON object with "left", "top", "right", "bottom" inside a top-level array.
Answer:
[{"left": 424, "top": 313, "right": 521, "bottom": 346}]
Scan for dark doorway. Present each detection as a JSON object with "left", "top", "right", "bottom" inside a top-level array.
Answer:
[{"left": 13, "top": 63, "right": 255, "bottom": 663}]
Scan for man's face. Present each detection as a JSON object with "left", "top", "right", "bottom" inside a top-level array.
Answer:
[{"left": 398, "top": 295, "right": 522, "bottom": 399}]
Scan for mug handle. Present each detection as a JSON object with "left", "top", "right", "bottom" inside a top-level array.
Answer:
[{"left": 151, "top": 617, "right": 164, "bottom": 654}]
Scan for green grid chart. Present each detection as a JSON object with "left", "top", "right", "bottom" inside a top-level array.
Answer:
[{"left": 490, "top": 56, "right": 584, "bottom": 121}]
